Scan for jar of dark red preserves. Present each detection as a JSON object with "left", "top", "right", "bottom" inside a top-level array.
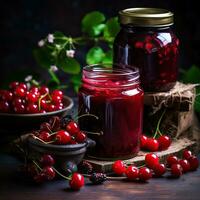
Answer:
[
  {"left": 78, "top": 64, "right": 144, "bottom": 160},
  {"left": 113, "top": 8, "right": 179, "bottom": 92}
]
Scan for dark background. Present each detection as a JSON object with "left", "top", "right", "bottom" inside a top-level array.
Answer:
[{"left": 1, "top": 0, "right": 199, "bottom": 88}]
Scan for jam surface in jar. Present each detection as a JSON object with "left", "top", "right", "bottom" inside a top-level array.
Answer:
[
  {"left": 78, "top": 65, "right": 144, "bottom": 160},
  {"left": 113, "top": 8, "right": 179, "bottom": 92}
]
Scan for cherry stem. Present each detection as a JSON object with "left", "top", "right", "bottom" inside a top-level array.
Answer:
[
  {"left": 52, "top": 167, "right": 71, "bottom": 180},
  {"left": 75, "top": 114, "right": 99, "bottom": 122},
  {"left": 32, "top": 160, "right": 42, "bottom": 171},
  {"left": 82, "top": 130, "right": 103, "bottom": 136},
  {"left": 33, "top": 136, "right": 55, "bottom": 144},
  {"left": 38, "top": 92, "right": 49, "bottom": 111},
  {"left": 153, "top": 109, "right": 166, "bottom": 139}
]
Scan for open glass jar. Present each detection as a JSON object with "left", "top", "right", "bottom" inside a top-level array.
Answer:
[
  {"left": 113, "top": 8, "right": 179, "bottom": 92},
  {"left": 78, "top": 64, "right": 144, "bottom": 160}
]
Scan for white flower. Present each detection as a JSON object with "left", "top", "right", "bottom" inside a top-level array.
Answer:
[
  {"left": 25, "top": 75, "right": 33, "bottom": 82},
  {"left": 66, "top": 50, "right": 75, "bottom": 58},
  {"left": 38, "top": 40, "right": 45, "bottom": 47},
  {"left": 50, "top": 65, "right": 58, "bottom": 72},
  {"left": 47, "top": 34, "right": 54, "bottom": 43}
]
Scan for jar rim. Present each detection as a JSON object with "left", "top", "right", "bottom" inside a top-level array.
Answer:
[
  {"left": 119, "top": 8, "right": 174, "bottom": 27},
  {"left": 82, "top": 64, "right": 140, "bottom": 88},
  {"left": 83, "top": 63, "right": 139, "bottom": 77}
]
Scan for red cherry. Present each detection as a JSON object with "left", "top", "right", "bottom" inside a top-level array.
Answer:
[
  {"left": 140, "top": 135, "right": 148, "bottom": 149},
  {"left": 69, "top": 173, "right": 84, "bottom": 190},
  {"left": 69, "top": 139, "right": 78, "bottom": 144},
  {"left": 42, "top": 166, "right": 55, "bottom": 180},
  {"left": 0, "top": 101, "right": 10, "bottom": 113},
  {"left": 9, "top": 81, "right": 19, "bottom": 90},
  {"left": 40, "top": 154, "right": 55, "bottom": 167},
  {"left": 39, "top": 131, "right": 51, "bottom": 142},
  {"left": 183, "top": 150, "right": 192, "bottom": 160},
  {"left": 33, "top": 173, "right": 46, "bottom": 183},
  {"left": 66, "top": 121, "right": 80, "bottom": 135},
  {"left": 179, "top": 159, "right": 190, "bottom": 173},
  {"left": 51, "top": 90, "right": 63, "bottom": 98},
  {"left": 40, "top": 99, "right": 48, "bottom": 110},
  {"left": 13, "top": 103, "right": 25, "bottom": 113},
  {"left": 139, "top": 167, "right": 152, "bottom": 181},
  {"left": 2, "top": 91, "right": 13, "bottom": 101},
  {"left": 188, "top": 156, "right": 199, "bottom": 171},
  {"left": 76, "top": 131, "right": 87, "bottom": 143},
  {"left": 19, "top": 83, "right": 27, "bottom": 90},
  {"left": 47, "top": 104, "right": 56, "bottom": 112},
  {"left": 52, "top": 95, "right": 62, "bottom": 104},
  {"left": 30, "top": 86, "right": 40, "bottom": 95},
  {"left": 153, "top": 163, "right": 166, "bottom": 177},
  {"left": 134, "top": 41, "right": 144, "bottom": 48},
  {"left": 55, "top": 130, "right": 71, "bottom": 144},
  {"left": 40, "top": 86, "right": 49, "bottom": 95},
  {"left": 14, "top": 87, "right": 26, "bottom": 97},
  {"left": 146, "top": 138, "right": 159, "bottom": 151},
  {"left": 125, "top": 166, "right": 139, "bottom": 180},
  {"left": 167, "top": 155, "right": 179, "bottom": 167},
  {"left": 26, "top": 92, "right": 38, "bottom": 103},
  {"left": 112, "top": 160, "right": 126, "bottom": 175},
  {"left": 145, "top": 42, "right": 153, "bottom": 53},
  {"left": 27, "top": 103, "right": 38, "bottom": 113},
  {"left": 12, "top": 97, "right": 24, "bottom": 107},
  {"left": 145, "top": 153, "right": 159, "bottom": 169},
  {"left": 171, "top": 164, "right": 182, "bottom": 178},
  {"left": 40, "top": 122, "right": 51, "bottom": 132},
  {"left": 158, "top": 135, "right": 171, "bottom": 150}
]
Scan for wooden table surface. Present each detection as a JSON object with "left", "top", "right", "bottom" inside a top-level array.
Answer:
[{"left": 0, "top": 152, "right": 200, "bottom": 200}]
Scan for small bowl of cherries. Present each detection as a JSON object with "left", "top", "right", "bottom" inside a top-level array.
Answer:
[
  {"left": 27, "top": 116, "right": 96, "bottom": 170},
  {"left": 0, "top": 81, "right": 73, "bottom": 136}
]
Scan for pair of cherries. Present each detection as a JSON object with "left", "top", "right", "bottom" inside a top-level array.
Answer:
[{"left": 140, "top": 135, "right": 171, "bottom": 151}]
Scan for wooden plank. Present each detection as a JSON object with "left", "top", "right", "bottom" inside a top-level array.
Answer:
[{"left": 84, "top": 138, "right": 196, "bottom": 173}]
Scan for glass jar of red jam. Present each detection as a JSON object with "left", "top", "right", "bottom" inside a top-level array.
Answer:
[
  {"left": 113, "top": 8, "right": 179, "bottom": 92},
  {"left": 78, "top": 64, "right": 144, "bottom": 160}
]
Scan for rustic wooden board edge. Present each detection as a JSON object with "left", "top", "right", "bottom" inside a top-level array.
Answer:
[{"left": 84, "top": 138, "right": 197, "bottom": 173}]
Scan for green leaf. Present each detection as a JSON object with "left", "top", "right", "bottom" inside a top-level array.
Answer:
[
  {"left": 57, "top": 51, "right": 80, "bottom": 74},
  {"left": 91, "top": 24, "right": 106, "bottom": 36},
  {"left": 53, "top": 31, "right": 67, "bottom": 44},
  {"left": 82, "top": 11, "right": 105, "bottom": 36},
  {"left": 33, "top": 47, "right": 55, "bottom": 69},
  {"left": 181, "top": 65, "right": 200, "bottom": 84},
  {"left": 86, "top": 46, "right": 105, "bottom": 64},
  {"left": 104, "top": 17, "right": 120, "bottom": 41},
  {"left": 102, "top": 50, "right": 113, "bottom": 64},
  {"left": 48, "top": 69, "right": 60, "bottom": 85}
]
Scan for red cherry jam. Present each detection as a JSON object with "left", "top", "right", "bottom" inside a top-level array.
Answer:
[
  {"left": 113, "top": 8, "right": 179, "bottom": 92},
  {"left": 78, "top": 64, "right": 144, "bottom": 160}
]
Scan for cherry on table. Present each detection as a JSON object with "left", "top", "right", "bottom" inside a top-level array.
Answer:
[
  {"left": 167, "top": 155, "right": 179, "bottom": 167},
  {"left": 42, "top": 166, "right": 55, "bottom": 180},
  {"left": 183, "top": 150, "right": 192, "bottom": 160},
  {"left": 33, "top": 173, "right": 46, "bottom": 183},
  {"left": 69, "top": 173, "right": 84, "bottom": 190},
  {"left": 139, "top": 167, "right": 152, "bottom": 181},
  {"left": 179, "top": 159, "right": 190, "bottom": 173},
  {"left": 171, "top": 164, "right": 182, "bottom": 178},
  {"left": 112, "top": 160, "right": 126, "bottom": 175},
  {"left": 145, "top": 153, "right": 159, "bottom": 169},
  {"left": 188, "top": 156, "right": 199, "bottom": 171},
  {"left": 153, "top": 163, "right": 166, "bottom": 177},
  {"left": 125, "top": 166, "right": 139, "bottom": 180}
]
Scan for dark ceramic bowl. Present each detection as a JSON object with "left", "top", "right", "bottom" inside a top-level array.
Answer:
[
  {"left": 0, "top": 96, "right": 73, "bottom": 137},
  {"left": 28, "top": 136, "right": 96, "bottom": 171}
]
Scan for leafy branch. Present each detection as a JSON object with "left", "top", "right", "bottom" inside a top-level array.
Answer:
[{"left": 33, "top": 11, "right": 120, "bottom": 92}]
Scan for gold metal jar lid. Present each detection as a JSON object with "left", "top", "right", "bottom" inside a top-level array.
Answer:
[{"left": 119, "top": 8, "right": 174, "bottom": 27}]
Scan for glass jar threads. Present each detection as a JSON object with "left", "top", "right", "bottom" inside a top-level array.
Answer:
[
  {"left": 78, "top": 64, "right": 144, "bottom": 160},
  {"left": 113, "top": 8, "right": 179, "bottom": 92}
]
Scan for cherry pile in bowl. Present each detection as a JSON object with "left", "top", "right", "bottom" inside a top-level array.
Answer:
[
  {"left": 32, "top": 116, "right": 87, "bottom": 144},
  {"left": 0, "top": 81, "right": 64, "bottom": 114}
]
